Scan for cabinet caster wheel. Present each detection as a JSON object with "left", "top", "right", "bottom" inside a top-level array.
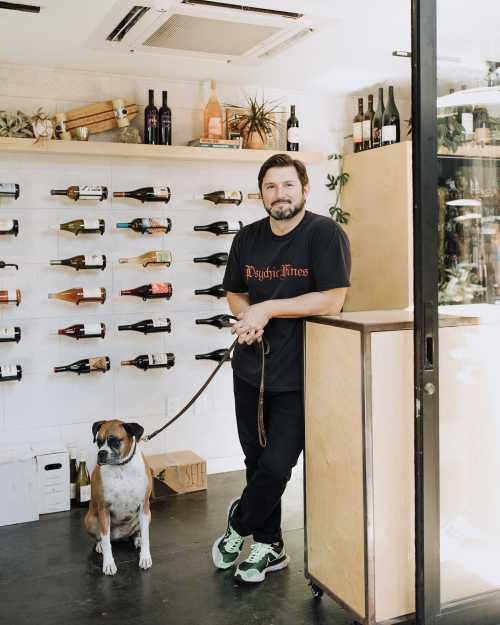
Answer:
[{"left": 310, "top": 582, "right": 323, "bottom": 599}]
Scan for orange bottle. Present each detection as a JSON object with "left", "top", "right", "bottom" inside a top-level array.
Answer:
[{"left": 203, "top": 80, "right": 224, "bottom": 140}]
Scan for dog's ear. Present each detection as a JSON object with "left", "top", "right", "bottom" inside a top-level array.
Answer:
[
  {"left": 123, "top": 422, "right": 144, "bottom": 442},
  {"left": 92, "top": 420, "right": 106, "bottom": 442}
]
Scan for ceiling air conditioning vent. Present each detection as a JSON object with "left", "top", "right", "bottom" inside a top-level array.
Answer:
[
  {"left": 180, "top": 0, "right": 303, "bottom": 20},
  {"left": 143, "top": 13, "right": 281, "bottom": 56},
  {"left": 106, "top": 5, "right": 150, "bottom": 42}
]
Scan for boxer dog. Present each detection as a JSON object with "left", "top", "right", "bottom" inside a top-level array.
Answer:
[{"left": 84, "top": 419, "right": 153, "bottom": 575}]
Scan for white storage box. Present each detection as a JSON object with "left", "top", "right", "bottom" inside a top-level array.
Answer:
[
  {"left": 33, "top": 441, "right": 70, "bottom": 515},
  {"left": 0, "top": 443, "right": 39, "bottom": 527}
]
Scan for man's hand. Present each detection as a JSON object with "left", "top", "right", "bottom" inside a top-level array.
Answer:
[{"left": 231, "top": 302, "right": 272, "bottom": 345}]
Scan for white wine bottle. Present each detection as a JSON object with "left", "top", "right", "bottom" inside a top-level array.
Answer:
[
  {"left": 49, "top": 254, "right": 106, "bottom": 270},
  {"left": 75, "top": 451, "right": 91, "bottom": 506},
  {"left": 52, "top": 219, "right": 105, "bottom": 236},
  {"left": 119, "top": 250, "right": 172, "bottom": 267},
  {"left": 50, "top": 185, "right": 108, "bottom": 201},
  {"left": 0, "top": 364, "right": 22, "bottom": 381}
]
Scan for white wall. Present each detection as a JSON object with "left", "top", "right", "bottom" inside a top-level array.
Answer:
[{"left": 0, "top": 64, "right": 346, "bottom": 474}]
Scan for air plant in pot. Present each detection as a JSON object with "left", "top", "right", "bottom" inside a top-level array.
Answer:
[{"left": 234, "top": 96, "right": 282, "bottom": 149}]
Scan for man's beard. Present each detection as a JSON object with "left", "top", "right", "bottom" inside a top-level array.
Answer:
[{"left": 264, "top": 197, "right": 306, "bottom": 221}]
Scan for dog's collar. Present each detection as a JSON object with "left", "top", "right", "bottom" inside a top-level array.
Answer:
[{"left": 115, "top": 437, "right": 137, "bottom": 466}]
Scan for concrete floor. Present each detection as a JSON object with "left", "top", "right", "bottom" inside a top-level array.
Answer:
[{"left": 0, "top": 470, "right": 353, "bottom": 625}]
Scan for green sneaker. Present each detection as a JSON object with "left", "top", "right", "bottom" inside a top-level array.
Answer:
[
  {"left": 211, "top": 498, "right": 245, "bottom": 570},
  {"left": 234, "top": 540, "right": 289, "bottom": 583}
]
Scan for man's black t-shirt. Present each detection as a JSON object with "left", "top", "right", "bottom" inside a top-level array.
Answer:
[{"left": 222, "top": 209, "right": 351, "bottom": 392}]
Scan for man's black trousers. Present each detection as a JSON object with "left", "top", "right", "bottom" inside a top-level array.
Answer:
[{"left": 230, "top": 373, "right": 305, "bottom": 544}]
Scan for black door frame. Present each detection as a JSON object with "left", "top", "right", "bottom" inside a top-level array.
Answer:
[{"left": 412, "top": 1, "right": 500, "bottom": 623}]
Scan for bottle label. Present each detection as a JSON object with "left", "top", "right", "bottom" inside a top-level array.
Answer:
[
  {"left": 146, "top": 218, "right": 169, "bottom": 233},
  {"left": 7, "top": 290, "right": 17, "bottom": 302},
  {"left": 82, "top": 288, "right": 102, "bottom": 299},
  {"left": 148, "top": 353, "right": 168, "bottom": 366},
  {"left": 79, "top": 484, "right": 91, "bottom": 502},
  {"left": 154, "top": 251, "right": 171, "bottom": 264},
  {"left": 79, "top": 186, "right": 104, "bottom": 198},
  {"left": 89, "top": 357, "right": 108, "bottom": 372},
  {"left": 353, "top": 122, "right": 363, "bottom": 143},
  {"left": 372, "top": 125, "right": 381, "bottom": 144},
  {"left": 228, "top": 221, "right": 242, "bottom": 232},
  {"left": 208, "top": 117, "right": 223, "bottom": 137},
  {"left": 382, "top": 124, "right": 397, "bottom": 142},
  {"left": 152, "top": 186, "right": 169, "bottom": 197},
  {"left": 0, "top": 184, "right": 16, "bottom": 195},
  {"left": 0, "top": 365, "right": 17, "bottom": 377},
  {"left": 152, "top": 318, "right": 169, "bottom": 328},
  {"left": 70, "top": 483, "right": 76, "bottom": 499},
  {"left": 0, "top": 327, "right": 15, "bottom": 339},
  {"left": 461, "top": 112, "right": 473, "bottom": 136},
  {"left": 83, "top": 219, "right": 101, "bottom": 230},
  {"left": 84, "top": 255, "right": 104, "bottom": 267},
  {"left": 287, "top": 127, "right": 300, "bottom": 144},
  {"left": 151, "top": 283, "right": 171, "bottom": 295},
  {"left": 83, "top": 324, "right": 102, "bottom": 336},
  {"left": 362, "top": 120, "right": 371, "bottom": 141},
  {"left": 0, "top": 220, "right": 14, "bottom": 231}
]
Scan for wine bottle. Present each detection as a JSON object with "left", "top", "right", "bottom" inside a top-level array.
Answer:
[
  {"left": 382, "top": 86, "right": 400, "bottom": 145},
  {"left": 118, "top": 317, "right": 171, "bottom": 334},
  {"left": 52, "top": 219, "right": 105, "bottom": 236},
  {"left": 0, "top": 290, "right": 21, "bottom": 306},
  {"left": 0, "top": 261, "right": 18, "bottom": 270},
  {"left": 193, "top": 190, "right": 243, "bottom": 205},
  {"left": 195, "top": 314, "right": 234, "bottom": 329},
  {"left": 50, "top": 186, "right": 108, "bottom": 201},
  {"left": 193, "top": 252, "right": 228, "bottom": 267},
  {"left": 69, "top": 447, "right": 78, "bottom": 506},
  {"left": 247, "top": 192, "right": 262, "bottom": 200},
  {"left": 195, "top": 349, "right": 230, "bottom": 363},
  {"left": 144, "top": 89, "right": 158, "bottom": 145},
  {"left": 121, "top": 352, "right": 175, "bottom": 370},
  {"left": 113, "top": 186, "right": 171, "bottom": 203},
  {"left": 194, "top": 284, "right": 226, "bottom": 299},
  {"left": 75, "top": 451, "right": 91, "bottom": 506},
  {"left": 54, "top": 356, "right": 110, "bottom": 375},
  {"left": 372, "top": 88, "right": 385, "bottom": 149},
  {"left": 0, "top": 219, "right": 19, "bottom": 236},
  {"left": 0, "top": 364, "right": 22, "bottom": 381},
  {"left": 49, "top": 254, "right": 106, "bottom": 271},
  {"left": 48, "top": 288, "right": 106, "bottom": 305},
  {"left": 121, "top": 283, "right": 172, "bottom": 301},
  {"left": 363, "top": 95, "right": 374, "bottom": 150},
  {"left": 287, "top": 104, "right": 300, "bottom": 151},
  {"left": 353, "top": 98, "right": 364, "bottom": 153},
  {"left": 460, "top": 84, "right": 473, "bottom": 142},
  {"left": 57, "top": 323, "right": 106, "bottom": 340},
  {"left": 116, "top": 217, "right": 172, "bottom": 235},
  {"left": 204, "top": 80, "right": 224, "bottom": 140},
  {"left": 119, "top": 250, "right": 172, "bottom": 267},
  {"left": 0, "top": 183, "right": 20, "bottom": 199},
  {"left": 159, "top": 90, "right": 172, "bottom": 146},
  {"left": 475, "top": 107, "right": 491, "bottom": 147},
  {"left": 0, "top": 326, "right": 21, "bottom": 343},
  {"left": 193, "top": 221, "right": 243, "bottom": 236}
]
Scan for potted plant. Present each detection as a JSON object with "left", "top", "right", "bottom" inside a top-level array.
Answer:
[
  {"left": 0, "top": 109, "right": 34, "bottom": 138},
  {"left": 234, "top": 96, "right": 282, "bottom": 149}
]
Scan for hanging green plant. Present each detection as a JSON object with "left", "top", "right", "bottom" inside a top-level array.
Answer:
[
  {"left": 326, "top": 153, "right": 350, "bottom": 224},
  {"left": 437, "top": 116, "right": 465, "bottom": 153}
]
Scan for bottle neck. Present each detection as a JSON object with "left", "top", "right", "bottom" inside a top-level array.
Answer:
[
  {"left": 368, "top": 97, "right": 374, "bottom": 113},
  {"left": 358, "top": 100, "right": 363, "bottom": 114},
  {"left": 387, "top": 87, "right": 395, "bottom": 105},
  {"left": 291, "top": 105, "right": 296, "bottom": 117},
  {"left": 51, "top": 190, "right": 66, "bottom": 196},
  {"left": 116, "top": 222, "right": 129, "bottom": 228},
  {"left": 162, "top": 91, "right": 167, "bottom": 107},
  {"left": 121, "top": 360, "right": 134, "bottom": 366},
  {"left": 148, "top": 90, "right": 154, "bottom": 106}
]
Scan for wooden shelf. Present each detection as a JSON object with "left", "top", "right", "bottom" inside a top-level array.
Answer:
[
  {"left": 0, "top": 137, "right": 326, "bottom": 164},
  {"left": 438, "top": 144, "right": 500, "bottom": 159}
]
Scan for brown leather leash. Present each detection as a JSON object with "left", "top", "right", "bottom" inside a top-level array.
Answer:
[{"left": 142, "top": 316, "right": 270, "bottom": 447}]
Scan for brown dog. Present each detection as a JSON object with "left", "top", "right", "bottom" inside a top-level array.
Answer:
[{"left": 84, "top": 419, "right": 153, "bottom": 575}]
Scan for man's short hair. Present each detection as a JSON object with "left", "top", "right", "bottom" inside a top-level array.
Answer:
[{"left": 258, "top": 153, "right": 309, "bottom": 192}]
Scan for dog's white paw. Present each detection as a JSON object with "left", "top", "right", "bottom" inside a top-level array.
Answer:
[
  {"left": 139, "top": 552, "right": 152, "bottom": 570},
  {"left": 133, "top": 535, "right": 142, "bottom": 549},
  {"left": 95, "top": 541, "right": 103, "bottom": 554},
  {"left": 102, "top": 559, "right": 117, "bottom": 575}
]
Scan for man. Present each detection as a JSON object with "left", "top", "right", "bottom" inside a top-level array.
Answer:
[{"left": 212, "top": 153, "right": 351, "bottom": 583}]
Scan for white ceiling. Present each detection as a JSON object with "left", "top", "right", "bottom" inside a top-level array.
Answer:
[{"left": 0, "top": 0, "right": 498, "bottom": 95}]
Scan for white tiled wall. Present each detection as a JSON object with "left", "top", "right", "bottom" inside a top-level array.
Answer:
[{"left": 0, "top": 64, "right": 343, "bottom": 474}]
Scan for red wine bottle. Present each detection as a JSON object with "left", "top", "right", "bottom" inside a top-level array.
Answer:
[
  {"left": 144, "top": 89, "right": 158, "bottom": 145},
  {"left": 195, "top": 349, "right": 230, "bottom": 363},
  {"left": 194, "top": 284, "right": 226, "bottom": 299},
  {"left": 353, "top": 98, "right": 364, "bottom": 153},
  {"left": 372, "top": 88, "right": 385, "bottom": 149},
  {"left": 121, "top": 353, "right": 175, "bottom": 370},
  {"left": 194, "top": 191, "right": 243, "bottom": 205},
  {"left": 158, "top": 90, "right": 172, "bottom": 146},
  {"left": 286, "top": 104, "right": 300, "bottom": 151},
  {"left": 193, "top": 252, "right": 228, "bottom": 267},
  {"left": 118, "top": 318, "right": 171, "bottom": 334},
  {"left": 57, "top": 323, "right": 106, "bottom": 340},
  {"left": 121, "top": 283, "right": 173, "bottom": 301},
  {"left": 382, "top": 86, "right": 400, "bottom": 145},
  {"left": 193, "top": 221, "right": 243, "bottom": 236},
  {"left": 363, "top": 95, "right": 374, "bottom": 150},
  {"left": 54, "top": 356, "right": 110, "bottom": 375},
  {"left": 195, "top": 314, "right": 234, "bottom": 329},
  {"left": 113, "top": 187, "right": 170, "bottom": 203}
]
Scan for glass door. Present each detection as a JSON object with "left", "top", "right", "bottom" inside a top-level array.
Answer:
[{"left": 414, "top": 0, "right": 500, "bottom": 623}]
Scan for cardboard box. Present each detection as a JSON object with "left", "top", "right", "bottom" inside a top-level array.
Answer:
[
  {"left": 146, "top": 451, "right": 207, "bottom": 496},
  {"left": 0, "top": 443, "right": 39, "bottom": 526}
]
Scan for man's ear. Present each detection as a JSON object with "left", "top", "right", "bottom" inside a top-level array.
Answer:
[
  {"left": 92, "top": 420, "right": 106, "bottom": 442},
  {"left": 123, "top": 422, "right": 144, "bottom": 442}
]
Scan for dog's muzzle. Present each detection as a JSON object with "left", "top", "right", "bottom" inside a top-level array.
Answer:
[{"left": 97, "top": 450, "right": 108, "bottom": 465}]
